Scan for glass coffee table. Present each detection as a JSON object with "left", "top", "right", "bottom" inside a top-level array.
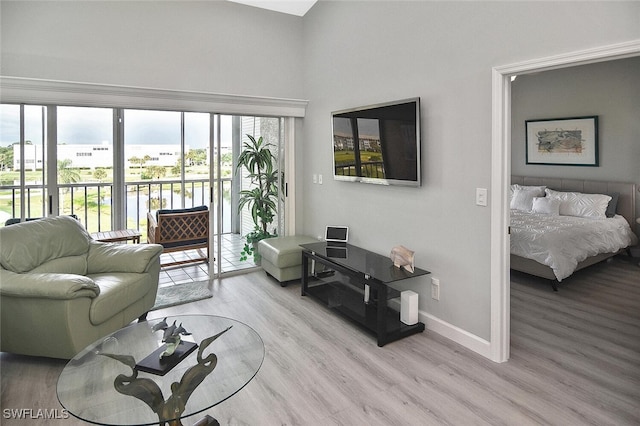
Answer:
[{"left": 57, "top": 315, "right": 264, "bottom": 426}]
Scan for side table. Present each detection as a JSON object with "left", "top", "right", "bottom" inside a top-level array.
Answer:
[{"left": 91, "top": 229, "right": 141, "bottom": 244}]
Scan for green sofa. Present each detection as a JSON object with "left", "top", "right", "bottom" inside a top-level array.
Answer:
[{"left": 0, "top": 216, "right": 163, "bottom": 359}]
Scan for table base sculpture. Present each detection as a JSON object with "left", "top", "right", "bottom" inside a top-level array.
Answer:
[{"left": 101, "top": 326, "right": 232, "bottom": 426}]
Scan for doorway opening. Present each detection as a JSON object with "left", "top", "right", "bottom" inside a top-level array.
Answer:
[{"left": 490, "top": 39, "right": 640, "bottom": 363}]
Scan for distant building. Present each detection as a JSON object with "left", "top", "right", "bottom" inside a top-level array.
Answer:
[
  {"left": 334, "top": 134, "right": 354, "bottom": 151},
  {"left": 14, "top": 144, "right": 186, "bottom": 170}
]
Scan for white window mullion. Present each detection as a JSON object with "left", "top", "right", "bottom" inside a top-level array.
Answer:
[
  {"left": 112, "top": 109, "right": 126, "bottom": 230},
  {"left": 212, "top": 113, "right": 222, "bottom": 278},
  {"left": 180, "top": 112, "right": 186, "bottom": 207},
  {"left": 284, "top": 117, "right": 296, "bottom": 235},
  {"left": 18, "top": 105, "right": 25, "bottom": 219},
  {"left": 46, "top": 106, "right": 57, "bottom": 217}
]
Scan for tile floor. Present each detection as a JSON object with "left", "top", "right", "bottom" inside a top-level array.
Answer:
[{"left": 158, "top": 233, "right": 258, "bottom": 288}]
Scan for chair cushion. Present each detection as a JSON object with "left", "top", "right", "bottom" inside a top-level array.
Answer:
[
  {"left": 258, "top": 236, "right": 317, "bottom": 268},
  {"left": 4, "top": 215, "right": 79, "bottom": 226},
  {"left": 29, "top": 255, "right": 88, "bottom": 275},
  {"left": 161, "top": 238, "right": 208, "bottom": 249},
  {"left": 156, "top": 205, "right": 208, "bottom": 219},
  {"left": 0, "top": 216, "right": 90, "bottom": 273}
]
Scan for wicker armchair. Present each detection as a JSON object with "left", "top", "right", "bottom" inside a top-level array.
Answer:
[{"left": 147, "top": 206, "right": 209, "bottom": 267}]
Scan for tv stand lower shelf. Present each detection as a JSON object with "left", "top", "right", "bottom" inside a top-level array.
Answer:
[{"left": 300, "top": 242, "right": 429, "bottom": 347}]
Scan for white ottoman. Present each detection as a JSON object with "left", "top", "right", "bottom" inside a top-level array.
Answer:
[{"left": 258, "top": 235, "right": 318, "bottom": 285}]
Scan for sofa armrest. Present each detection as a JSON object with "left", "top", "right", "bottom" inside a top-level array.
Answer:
[
  {"left": 0, "top": 268, "right": 100, "bottom": 300},
  {"left": 87, "top": 242, "right": 163, "bottom": 274}
]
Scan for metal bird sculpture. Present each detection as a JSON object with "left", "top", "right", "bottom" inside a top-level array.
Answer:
[
  {"left": 99, "top": 325, "right": 232, "bottom": 426},
  {"left": 99, "top": 353, "right": 165, "bottom": 416}
]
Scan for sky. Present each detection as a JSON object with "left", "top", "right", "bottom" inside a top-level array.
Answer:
[
  {"left": 333, "top": 117, "right": 380, "bottom": 139},
  {"left": 0, "top": 105, "right": 233, "bottom": 147}
]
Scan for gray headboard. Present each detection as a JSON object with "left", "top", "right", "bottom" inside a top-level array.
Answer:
[{"left": 511, "top": 176, "right": 637, "bottom": 227}]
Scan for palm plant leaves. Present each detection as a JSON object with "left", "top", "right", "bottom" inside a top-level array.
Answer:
[
  {"left": 236, "top": 135, "right": 279, "bottom": 236},
  {"left": 57, "top": 159, "right": 81, "bottom": 184}
]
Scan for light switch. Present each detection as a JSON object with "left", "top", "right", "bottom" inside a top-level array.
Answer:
[
  {"left": 313, "top": 174, "right": 317, "bottom": 184},
  {"left": 476, "top": 188, "right": 488, "bottom": 206},
  {"left": 318, "top": 174, "right": 323, "bottom": 185}
]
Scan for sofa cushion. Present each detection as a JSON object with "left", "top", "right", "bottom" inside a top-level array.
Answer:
[
  {"left": 0, "top": 216, "right": 90, "bottom": 273},
  {"left": 88, "top": 273, "right": 152, "bottom": 325},
  {"left": 258, "top": 235, "right": 318, "bottom": 268}
]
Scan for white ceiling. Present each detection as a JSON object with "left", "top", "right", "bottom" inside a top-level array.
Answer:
[{"left": 228, "top": 0, "right": 317, "bottom": 16}]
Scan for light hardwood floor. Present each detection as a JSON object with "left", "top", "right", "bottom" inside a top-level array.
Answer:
[{"left": 1, "top": 256, "right": 639, "bottom": 425}]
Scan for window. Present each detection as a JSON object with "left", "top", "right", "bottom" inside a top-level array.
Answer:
[
  {"left": 57, "top": 106, "right": 114, "bottom": 230},
  {"left": 0, "top": 104, "right": 48, "bottom": 222}
]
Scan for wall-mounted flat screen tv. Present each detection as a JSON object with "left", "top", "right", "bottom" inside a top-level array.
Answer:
[{"left": 332, "top": 98, "right": 421, "bottom": 187}]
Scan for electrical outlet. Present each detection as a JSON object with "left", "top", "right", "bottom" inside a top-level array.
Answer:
[
  {"left": 431, "top": 277, "right": 440, "bottom": 300},
  {"left": 313, "top": 174, "right": 317, "bottom": 184},
  {"left": 318, "top": 174, "right": 323, "bottom": 185}
]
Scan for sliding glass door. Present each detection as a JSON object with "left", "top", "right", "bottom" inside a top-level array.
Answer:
[
  {"left": 123, "top": 109, "right": 213, "bottom": 271},
  {"left": 1, "top": 102, "right": 291, "bottom": 280},
  {"left": 211, "top": 115, "right": 285, "bottom": 276},
  {"left": 120, "top": 110, "right": 286, "bottom": 277}
]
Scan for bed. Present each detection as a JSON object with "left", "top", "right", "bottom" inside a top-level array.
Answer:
[{"left": 510, "top": 176, "right": 638, "bottom": 290}]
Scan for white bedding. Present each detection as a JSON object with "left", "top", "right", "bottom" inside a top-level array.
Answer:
[{"left": 510, "top": 210, "right": 638, "bottom": 281}]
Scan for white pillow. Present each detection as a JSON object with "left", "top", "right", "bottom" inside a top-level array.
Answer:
[
  {"left": 509, "top": 184, "right": 517, "bottom": 200},
  {"left": 510, "top": 188, "right": 540, "bottom": 211},
  {"left": 516, "top": 184, "right": 546, "bottom": 196},
  {"left": 512, "top": 184, "right": 546, "bottom": 196},
  {"left": 544, "top": 188, "right": 611, "bottom": 218},
  {"left": 510, "top": 184, "right": 545, "bottom": 205},
  {"left": 531, "top": 197, "right": 561, "bottom": 215}
]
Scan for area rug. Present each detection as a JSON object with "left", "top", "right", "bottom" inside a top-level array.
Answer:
[{"left": 151, "top": 281, "right": 212, "bottom": 311}]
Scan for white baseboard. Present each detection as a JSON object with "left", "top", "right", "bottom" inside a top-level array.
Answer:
[{"left": 421, "top": 311, "right": 492, "bottom": 359}]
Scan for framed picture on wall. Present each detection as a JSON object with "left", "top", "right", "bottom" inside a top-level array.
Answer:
[{"left": 525, "top": 116, "right": 599, "bottom": 166}]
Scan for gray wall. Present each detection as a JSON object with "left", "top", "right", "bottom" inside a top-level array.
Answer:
[
  {"left": 0, "top": 1, "right": 304, "bottom": 98},
  {"left": 511, "top": 57, "right": 640, "bottom": 231},
  {"left": 300, "top": 1, "right": 640, "bottom": 340}
]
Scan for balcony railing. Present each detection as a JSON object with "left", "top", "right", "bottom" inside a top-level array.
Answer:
[
  {"left": 0, "top": 178, "right": 234, "bottom": 242},
  {"left": 335, "top": 161, "right": 385, "bottom": 178}
]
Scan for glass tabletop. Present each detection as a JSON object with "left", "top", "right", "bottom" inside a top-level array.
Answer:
[{"left": 57, "top": 315, "right": 264, "bottom": 426}]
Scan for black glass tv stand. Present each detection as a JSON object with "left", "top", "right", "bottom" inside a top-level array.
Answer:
[{"left": 300, "top": 242, "right": 430, "bottom": 347}]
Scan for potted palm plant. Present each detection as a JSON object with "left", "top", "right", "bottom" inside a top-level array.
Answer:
[{"left": 236, "top": 135, "right": 279, "bottom": 262}]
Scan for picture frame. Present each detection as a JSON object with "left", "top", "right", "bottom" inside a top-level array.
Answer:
[{"left": 525, "top": 116, "right": 599, "bottom": 166}]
